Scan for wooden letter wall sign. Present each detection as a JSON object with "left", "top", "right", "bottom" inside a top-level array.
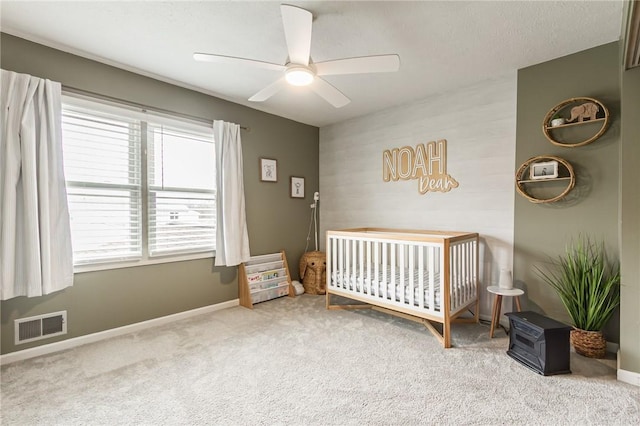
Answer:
[{"left": 382, "top": 139, "right": 459, "bottom": 195}]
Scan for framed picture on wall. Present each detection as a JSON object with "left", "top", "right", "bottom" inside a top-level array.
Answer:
[
  {"left": 260, "top": 158, "right": 278, "bottom": 182},
  {"left": 530, "top": 160, "right": 558, "bottom": 180},
  {"left": 290, "top": 176, "right": 305, "bottom": 198}
]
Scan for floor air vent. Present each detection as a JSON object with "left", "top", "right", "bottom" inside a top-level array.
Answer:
[{"left": 15, "top": 311, "right": 67, "bottom": 345}]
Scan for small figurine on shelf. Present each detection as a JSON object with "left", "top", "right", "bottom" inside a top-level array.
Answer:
[
  {"left": 550, "top": 114, "right": 566, "bottom": 127},
  {"left": 566, "top": 102, "right": 599, "bottom": 123}
]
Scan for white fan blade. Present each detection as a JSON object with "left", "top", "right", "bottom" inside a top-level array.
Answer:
[
  {"left": 310, "top": 77, "right": 350, "bottom": 108},
  {"left": 248, "top": 77, "right": 288, "bottom": 102},
  {"left": 315, "top": 54, "right": 400, "bottom": 76},
  {"left": 281, "top": 4, "right": 312, "bottom": 66},
  {"left": 194, "top": 53, "right": 285, "bottom": 72}
]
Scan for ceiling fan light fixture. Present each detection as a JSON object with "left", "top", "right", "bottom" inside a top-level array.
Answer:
[
  {"left": 285, "top": 67, "right": 314, "bottom": 86},
  {"left": 195, "top": 5, "right": 399, "bottom": 107}
]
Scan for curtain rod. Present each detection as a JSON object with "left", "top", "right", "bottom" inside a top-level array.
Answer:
[{"left": 61, "top": 85, "right": 250, "bottom": 132}]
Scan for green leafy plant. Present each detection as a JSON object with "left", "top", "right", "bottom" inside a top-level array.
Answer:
[{"left": 536, "top": 236, "right": 620, "bottom": 331}]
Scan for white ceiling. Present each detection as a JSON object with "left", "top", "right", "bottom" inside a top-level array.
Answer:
[{"left": 0, "top": 1, "right": 624, "bottom": 127}]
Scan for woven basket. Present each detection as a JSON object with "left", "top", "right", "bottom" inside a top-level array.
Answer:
[
  {"left": 299, "top": 251, "right": 326, "bottom": 295},
  {"left": 570, "top": 328, "right": 606, "bottom": 358}
]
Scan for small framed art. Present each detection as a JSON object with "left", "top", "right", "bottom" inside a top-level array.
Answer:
[
  {"left": 260, "top": 158, "right": 277, "bottom": 182},
  {"left": 290, "top": 176, "right": 305, "bottom": 198},
  {"left": 530, "top": 160, "right": 558, "bottom": 180}
]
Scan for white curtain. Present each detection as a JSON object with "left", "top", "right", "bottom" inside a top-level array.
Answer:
[
  {"left": 0, "top": 70, "right": 73, "bottom": 299},
  {"left": 213, "top": 120, "right": 250, "bottom": 266}
]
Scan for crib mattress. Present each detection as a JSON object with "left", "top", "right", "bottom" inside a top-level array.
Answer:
[{"left": 331, "top": 268, "right": 441, "bottom": 309}]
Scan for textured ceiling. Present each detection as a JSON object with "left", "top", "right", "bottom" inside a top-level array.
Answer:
[{"left": 0, "top": 1, "right": 624, "bottom": 127}]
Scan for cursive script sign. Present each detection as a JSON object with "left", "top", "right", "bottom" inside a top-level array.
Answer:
[{"left": 383, "top": 139, "right": 459, "bottom": 195}]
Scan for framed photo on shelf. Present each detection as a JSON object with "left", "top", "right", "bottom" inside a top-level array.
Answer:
[
  {"left": 260, "top": 158, "right": 277, "bottom": 182},
  {"left": 290, "top": 176, "right": 305, "bottom": 198},
  {"left": 530, "top": 160, "right": 558, "bottom": 180}
]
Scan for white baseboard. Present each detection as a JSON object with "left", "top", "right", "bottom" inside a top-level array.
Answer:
[
  {"left": 617, "top": 368, "right": 640, "bottom": 387},
  {"left": 0, "top": 299, "right": 239, "bottom": 366}
]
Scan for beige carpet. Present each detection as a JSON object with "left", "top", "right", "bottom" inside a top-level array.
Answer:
[{"left": 1, "top": 294, "right": 638, "bottom": 425}]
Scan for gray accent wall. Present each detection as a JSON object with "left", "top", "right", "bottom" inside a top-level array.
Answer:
[
  {"left": 514, "top": 43, "right": 621, "bottom": 341},
  {"left": 0, "top": 34, "right": 319, "bottom": 355}
]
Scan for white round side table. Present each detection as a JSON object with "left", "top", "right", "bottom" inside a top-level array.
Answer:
[{"left": 487, "top": 286, "right": 524, "bottom": 338}]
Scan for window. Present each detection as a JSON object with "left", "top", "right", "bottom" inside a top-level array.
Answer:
[
  {"left": 147, "top": 125, "right": 216, "bottom": 256},
  {"left": 61, "top": 96, "right": 216, "bottom": 269}
]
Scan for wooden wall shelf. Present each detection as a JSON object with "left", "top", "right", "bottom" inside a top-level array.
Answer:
[
  {"left": 544, "top": 117, "right": 606, "bottom": 131},
  {"left": 542, "top": 97, "right": 609, "bottom": 148},
  {"left": 518, "top": 176, "right": 572, "bottom": 184},
  {"left": 515, "top": 155, "right": 575, "bottom": 203}
]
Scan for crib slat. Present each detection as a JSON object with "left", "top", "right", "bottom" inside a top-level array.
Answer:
[
  {"left": 450, "top": 245, "right": 455, "bottom": 310},
  {"left": 336, "top": 237, "right": 340, "bottom": 288},
  {"left": 460, "top": 242, "right": 465, "bottom": 301},
  {"left": 352, "top": 240, "right": 357, "bottom": 291},
  {"left": 459, "top": 244, "right": 464, "bottom": 307},
  {"left": 462, "top": 241, "right": 469, "bottom": 303},
  {"left": 418, "top": 245, "right": 424, "bottom": 309},
  {"left": 470, "top": 240, "right": 475, "bottom": 300},
  {"left": 338, "top": 239, "right": 341, "bottom": 288},
  {"left": 471, "top": 240, "right": 476, "bottom": 299},
  {"left": 345, "top": 239, "right": 351, "bottom": 291},
  {"left": 335, "top": 238, "right": 340, "bottom": 288},
  {"left": 366, "top": 240, "right": 372, "bottom": 296},
  {"left": 458, "top": 244, "right": 463, "bottom": 308},
  {"left": 374, "top": 242, "right": 380, "bottom": 298},
  {"left": 382, "top": 242, "right": 388, "bottom": 299},
  {"left": 390, "top": 244, "right": 396, "bottom": 302},
  {"left": 428, "top": 246, "right": 436, "bottom": 312},
  {"left": 470, "top": 241, "right": 476, "bottom": 299},
  {"left": 440, "top": 244, "right": 447, "bottom": 315},
  {"left": 454, "top": 244, "right": 460, "bottom": 309},
  {"left": 456, "top": 244, "right": 462, "bottom": 309},
  {"left": 456, "top": 244, "right": 465, "bottom": 307},
  {"left": 399, "top": 244, "right": 405, "bottom": 304},
  {"left": 330, "top": 237, "right": 336, "bottom": 288},
  {"left": 408, "top": 245, "right": 415, "bottom": 306},
  {"left": 464, "top": 241, "right": 470, "bottom": 302},
  {"left": 353, "top": 239, "right": 358, "bottom": 289},
  {"left": 358, "top": 239, "right": 364, "bottom": 293},
  {"left": 337, "top": 237, "right": 341, "bottom": 289}
]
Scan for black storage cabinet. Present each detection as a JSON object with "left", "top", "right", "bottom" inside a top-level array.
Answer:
[{"left": 505, "top": 311, "right": 572, "bottom": 376}]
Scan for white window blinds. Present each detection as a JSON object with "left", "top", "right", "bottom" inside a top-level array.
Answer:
[{"left": 62, "top": 104, "right": 142, "bottom": 265}]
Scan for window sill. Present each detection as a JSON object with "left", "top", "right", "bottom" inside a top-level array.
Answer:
[{"left": 73, "top": 251, "right": 215, "bottom": 274}]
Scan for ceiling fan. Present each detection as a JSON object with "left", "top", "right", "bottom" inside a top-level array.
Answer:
[{"left": 194, "top": 4, "right": 400, "bottom": 108}]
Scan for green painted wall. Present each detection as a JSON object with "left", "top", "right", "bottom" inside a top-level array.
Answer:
[
  {"left": 0, "top": 34, "right": 319, "bottom": 355},
  {"left": 617, "top": 0, "right": 640, "bottom": 379},
  {"left": 514, "top": 43, "right": 622, "bottom": 341},
  {"left": 620, "top": 62, "right": 640, "bottom": 373}
]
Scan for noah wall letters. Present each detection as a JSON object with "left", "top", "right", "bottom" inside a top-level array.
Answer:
[{"left": 382, "top": 139, "right": 459, "bottom": 195}]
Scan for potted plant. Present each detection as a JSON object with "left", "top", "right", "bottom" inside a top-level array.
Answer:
[{"left": 536, "top": 236, "right": 620, "bottom": 358}]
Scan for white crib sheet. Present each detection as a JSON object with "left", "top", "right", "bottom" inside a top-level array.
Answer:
[{"left": 331, "top": 268, "right": 441, "bottom": 309}]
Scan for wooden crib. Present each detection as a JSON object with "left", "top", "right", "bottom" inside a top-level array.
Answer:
[{"left": 326, "top": 228, "right": 479, "bottom": 348}]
